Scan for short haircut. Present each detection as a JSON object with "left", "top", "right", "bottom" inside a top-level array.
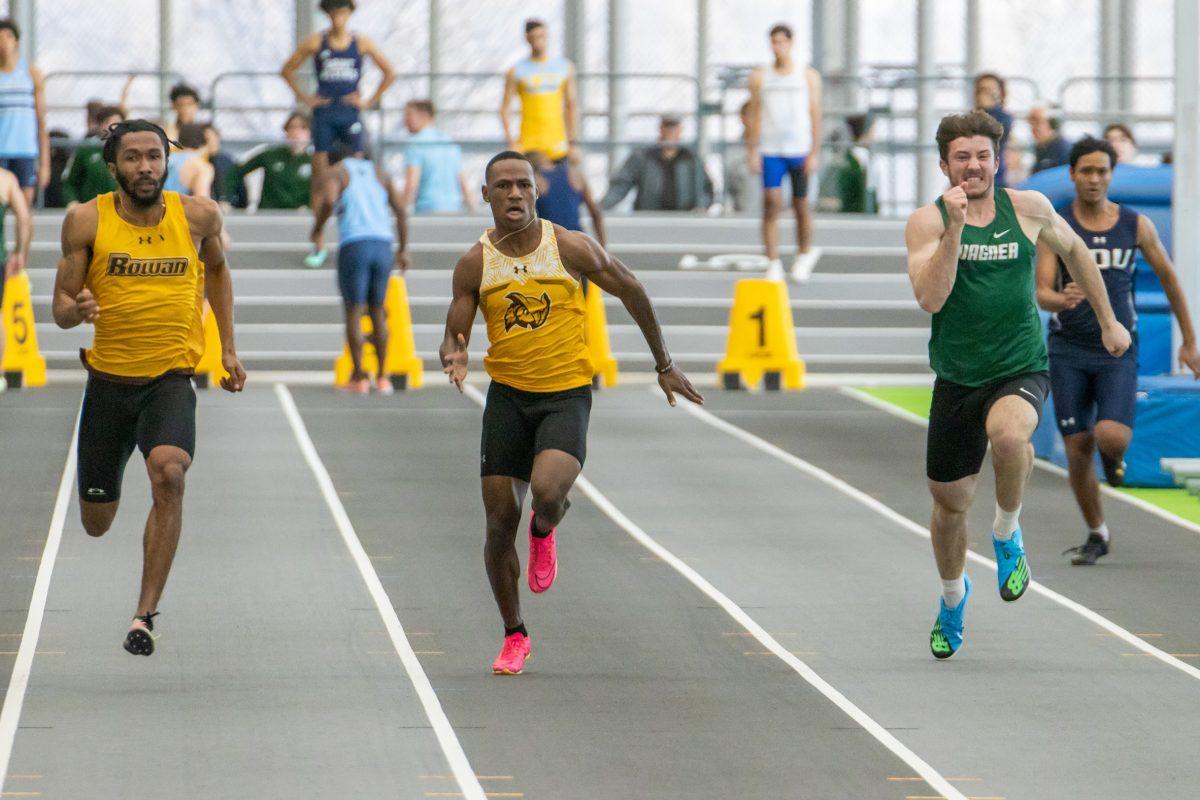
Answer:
[
  {"left": 846, "top": 113, "right": 873, "bottom": 142},
  {"left": 1103, "top": 122, "right": 1136, "bottom": 145},
  {"left": 769, "top": 23, "right": 793, "bottom": 40},
  {"left": 320, "top": 0, "right": 356, "bottom": 13},
  {"left": 169, "top": 83, "right": 200, "bottom": 105},
  {"left": 406, "top": 99, "right": 435, "bottom": 117},
  {"left": 177, "top": 122, "right": 207, "bottom": 149},
  {"left": 485, "top": 150, "right": 532, "bottom": 183},
  {"left": 935, "top": 110, "right": 1004, "bottom": 161},
  {"left": 525, "top": 18, "right": 545, "bottom": 34},
  {"left": 660, "top": 114, "right": 683, "bottom": 128},
  {"left": 94, "top": 104, "right": 125, "bottom": 125},
  {"left": 0, "top": 18, "right": 20, "bottom": 40},
  {"left": 283, "top": 111, "right": 310, "bottom": 130},
  {"left": 101, "top": 119, "right": 172, "bottom": 164},
  {"left": 974, "top": 72, "right": 1007, "bottom": 103},
  {"left": 1069, "top": 135, "right": 1118, "bottom": 170}
]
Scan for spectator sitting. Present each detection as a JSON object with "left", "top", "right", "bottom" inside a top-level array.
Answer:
[
  {"left": 528, "top": 149, "right": 605, "bottom": 247},
  {"left": 165, "top": 82, "right": 201, "bottom": 142},
  {"left": 723, "top": 100, "right": 761, "bottom": 215},
  {"left": 164, "top": 122, "right": 214, "bottom": 197},
  {"left": 62, "top": 104, "right": 123, "bottom": 207},
  {"left": 1028, "top": 104, "right": 1071, "bottom": 174},
  {"left": 1104, "top": 123, "right": 1159, "bottom": 166},
  {"left": 402, "top": 99, "right": 473, "bottom": 213},
  {"left": 203, "top": 123, "right": 244, "bottom": 207},
  {"left": 974, "top": 72, "right": 1013, "bottom": 187},
  {"left": 834, "top": 112, "right": 878, "bottom": 214},
  {"left": 237, "top": 111, "right": 314, "bottom": 210},
  {"left": 602, "top": 114, "right": 713, "bottom": 211}
]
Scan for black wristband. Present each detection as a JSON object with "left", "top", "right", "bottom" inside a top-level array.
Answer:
[{"left": 655, "top": 359, "right": 674, "bottom": 374}]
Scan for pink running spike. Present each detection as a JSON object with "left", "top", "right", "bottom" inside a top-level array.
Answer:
[
  {"left": 491, "top": 632, "right": 531, "bottom": 675},
  {"left": 527, "top": 513, "right": 558, "bottom": 593}
]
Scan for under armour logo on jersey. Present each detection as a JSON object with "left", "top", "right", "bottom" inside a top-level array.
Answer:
[
  {"left": 138, "top": 235, "right": 153, "bottom": 244},
  {"left": 513, "top": 264, "right": 528, "bottom": 275},
  {"left": 1093, "top": 235, "right": 1107, "bottom": 244}
]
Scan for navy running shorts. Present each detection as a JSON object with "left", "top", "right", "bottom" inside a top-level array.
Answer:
[{"left": 1048, "top": 338, "right": 1139, "bottom": 436}]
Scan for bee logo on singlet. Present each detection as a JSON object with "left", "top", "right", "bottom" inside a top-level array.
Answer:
[
  {"left": 503, "top": 291, "right": 553, "bottom": 331},
  {"left": 106, "top": 252, "right": 190, "bottom": 278}
]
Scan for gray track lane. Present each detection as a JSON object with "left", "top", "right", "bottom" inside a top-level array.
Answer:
[
  {"left": 577, "top": 388, "right": 1200, "bottom": 799},
  {"left": 3, "top": 387, "right": 455, "bottom": 799},
  {"left": 291, "top": 385, "right": 938, "bottom": 800}
]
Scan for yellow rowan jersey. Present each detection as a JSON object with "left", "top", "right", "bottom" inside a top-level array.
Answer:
[
  {"left": 515, "top": 56, "right": 570, "bottom": 159},
  {"left": 479, "top": 220, "right": 592, "bottom": 392},
  {"left": 84, "top": 191, "right": 204, "bottom": 379}
]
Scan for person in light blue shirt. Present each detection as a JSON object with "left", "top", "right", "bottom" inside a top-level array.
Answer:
[
  {"left": 0, "top": 19, "right": 48, "bottom": 206},
  {"left": 402, "top": 100, "right": 472, "bottom": 214}
]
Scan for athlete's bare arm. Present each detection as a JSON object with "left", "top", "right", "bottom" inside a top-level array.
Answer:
[
  {"left": 805, "top": 65, "right": 823, "bottom": 176},
  {"left": 1034, "top": 242, "right": 1085, "bottom": 313},
  {"left": 280, "top": 33, "right": 327, "bottom": 109},
  {"left": 563, "top": 63, "right": 579, "bottom": 145},
  {"left": 376, "top": 166, "right": 411, "bottom": 272},
  {"left": 905, "top": 184, "right": 967, "bottom": 313},
  {"left": 1011, "top": 188, "right": 1130, "bottom": 357},
  {"left": 51, "top": 201, "right": 99, "bottom": 329},
  {"left": 30, "top": 64, "right": 49, "bottom": 191},
  {"left": 439, "top": 245, "right": 483, "bottom": 392},
  {"left": 185, "top": 196, "right": 246, "bottom": 392},
  {"left": 555, "top": 226, "right": 703, "bottom": 406},
  {"left": 745, "top": 69, "right": 763, "bottom": 173},
  {"left": 1138, "top": 213, "right": 1200, "bottom": 376},
  {"left": 499, "top": 68, "right": 518, "bottom": 149},
  {"left": 357, "top": 35, "right": 396, "bottom": 109},
  {"left": 2, "top": 170, "right": 31, "bottom": 277},
  {"left": 309, "top": 164, "right": 348, "bottom": 254}
]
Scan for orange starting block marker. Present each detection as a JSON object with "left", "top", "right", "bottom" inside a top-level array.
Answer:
[
  {"left": 333, "top": 273, "right": 424, "bottom": 389},
  {"left": 584, "top": 281, "right": 618, "bottom": 388},
  {"left": 716, "top": 279, "right": 805, "bottom": 391},
  {"left": 1, "top": 271, "right": 47, "bottom": 388}
]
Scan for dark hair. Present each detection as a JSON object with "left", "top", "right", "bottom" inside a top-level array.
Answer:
[
  {"left": 769, "top": 23, "right": 793, "bottom": 40},
  {"left": 846, "top": 112, "right": 874, "bottom": 142},
  {"left": 935, "top": 110, "right": 1004, "bottom": 161},
  {"left": 177, "top": 122, "right": 206, "bottom": 149},
  {"left": 525, "top": 18, "right": 545, "bottom": 34},
  {"left": 406, "top": 99, "right": 435, "bottom": 117},
  {"left": 168, "top": 83, "right": 200, "bottom": 105},
  {"left": 974, "top": 72, "right": 1007, "bottom": 104},
  {"left": 320, "top": 0, "right": 356, "bottom": 13},
  {"left": 101, "top": 119, "right": 173, "bottom": 164},
  {"left": 283, "top": 111, "right": 310, "bottom": 130},
  {"left": 485, "top": 150, "right": 532, "bottom": 183},
  {"left": 1103, "top": 122, "right": 1136, "bottom": 145},
  {"left": 1068, "top": 136, "right": 1117, "bottom": 170},
  {"left": 94, "top": 104, "right": 124, "bottom": 125},
  {"left": 0, "top": 18, "right": 20, "bottom": 40}
]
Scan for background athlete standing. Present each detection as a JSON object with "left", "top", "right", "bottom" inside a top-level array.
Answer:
[
  {"left": 499, "top": 19, "right": 577, "bottom": 161},
  {"left": 51, "top": 119, "right": 245, "bottom": 657},
  {"left": 1036, "top": 136, "right": 1200, "bottom": 565},
  {"left": 440, "top": 151, "right": 701, "bottom": 676},
  {"left": 905, "top": 111, "right": 1130, "bottom": 660},
  {"left": 281, "top": 0, "right": 395, "bottom": 267}
]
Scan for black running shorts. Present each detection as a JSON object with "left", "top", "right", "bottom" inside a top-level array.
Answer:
[
  {"left": 481, "top": 381, "right": 592, "bottom": 482},
  {"left": 926, "top": 371, "right": 1050, "bottom": 483},
  {"left": 77, "top": 372, "right": 197, "bottom": 503}
]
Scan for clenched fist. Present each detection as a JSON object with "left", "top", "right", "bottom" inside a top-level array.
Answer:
[{"left": 942, "top": 181, "right": 969, "bottom": 228}]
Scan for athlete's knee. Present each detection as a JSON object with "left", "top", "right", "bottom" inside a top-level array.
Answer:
[
  {"left": 484, "top": 510, "right": 520, "bottom": 544},
  {"left": 928, "top": 480, "right": 973, "bottom": 516},
  {"left": 530, "top": 487, "right": 569, "bottom": 521},
  {"left": 146, "top": 453, "right": 188, "bottom": 500},
  {"left": 1093, "top": 421, "right": 1131, "bottom": 457},
  {"left": 989, "top": 430, "right": 1030, "bottom": 461},
  {"left": 1063, "top": 432, "right": 1095, "bottom": 462},
  {"left": 762, "top": 193, "right": 780, "bottom": 218}
]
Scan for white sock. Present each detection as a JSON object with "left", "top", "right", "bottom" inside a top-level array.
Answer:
[
  {"left": 1090, "top": 522, "right": 1110, "bottom": 542},
  {"left": 941, "top": 575, "right": 966, "bottom": 608},
  {"left": 993, "top": 503, "right": 1021, "bottom": 540}
]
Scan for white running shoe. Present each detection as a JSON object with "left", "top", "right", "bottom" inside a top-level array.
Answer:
[
  {"left": 790, "top": 248, "right": 822, "bottom": 282},
  {"left": 765, "top": 258, "right": 785, "bottom": 282}
]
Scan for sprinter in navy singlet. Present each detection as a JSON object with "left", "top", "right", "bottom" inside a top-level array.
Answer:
[{"left": 1036, "top": 136, "right": 1200, "bottom": 564}]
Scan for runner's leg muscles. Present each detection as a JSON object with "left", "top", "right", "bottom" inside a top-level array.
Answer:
[
  {"left": 137, "top": 445, "right": 191, "bottom": 616},
  {"left": 529, "top": 448, "right": 581, "bottom": 533},
  {"left": 986, "top": 395, "right": 1039, "bottom": 511},
  {"left": 482, "top": 475, "right": 525, "bottom": 629}
]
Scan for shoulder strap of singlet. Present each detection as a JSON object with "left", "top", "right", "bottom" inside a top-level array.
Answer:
[{"left": 933, "top": 196, "right": 948, "bottom": 227}]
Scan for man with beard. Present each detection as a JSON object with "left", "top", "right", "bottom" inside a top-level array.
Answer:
[
  {"left": 51, "top": 119, "right": 246, "bottom": 656},
  {"left": 904, "top": 111, "right": 1130, "bottom": 659},
  {"left": 439, "top": 151, "right": 702, "bottom": 675}
]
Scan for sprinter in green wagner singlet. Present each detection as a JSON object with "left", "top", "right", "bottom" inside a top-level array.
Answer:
[{"left": 904, "top": 111, "right": 1131, "bottom": 659}]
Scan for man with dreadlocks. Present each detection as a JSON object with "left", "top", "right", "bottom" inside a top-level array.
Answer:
[{"left": 51, "top": 119, "right": 246, "bottom": 657}]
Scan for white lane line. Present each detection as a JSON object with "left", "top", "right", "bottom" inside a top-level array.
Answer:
[
  {"left": 274, "top": 384, "right": 486, "bottom": 800},
  {"left": 460, "top": 384, "right": 965, "bottom": 800},
  {"left": 839, "top": 386, "right": 1200, "bottom": 537},
  {"left": 679, "top": 397, "right": 1200, "bottom": 684},
  {"left": 0, "top": 412, "right": 80, "bottom": 791}
]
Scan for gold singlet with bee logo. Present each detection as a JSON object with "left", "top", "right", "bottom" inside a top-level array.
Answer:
[
  {"left": 83, "top": 191, "right": 204, "bottom": 379},
  {"left": 478, "top": 219, "right": 593, "bottom": 392}
]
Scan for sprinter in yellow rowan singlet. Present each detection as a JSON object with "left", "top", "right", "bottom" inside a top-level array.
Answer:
[
  {"left": 439, "top": 151, "right": 703, "bottom": 676},
  {"left": 499, "top": 18, "right": 576, "bottom": 160},
  {"left": 52, "top": 119, "right": 246, "bottom": 657}
]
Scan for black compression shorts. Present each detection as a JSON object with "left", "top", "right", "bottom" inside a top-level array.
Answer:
[{"left": 480, "top": 381, "right": 591, "bottom": 482}]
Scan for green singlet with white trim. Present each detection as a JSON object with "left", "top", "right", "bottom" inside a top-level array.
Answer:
[{"left": 928, "top": 188, "right": 1048, "bottom": 387}]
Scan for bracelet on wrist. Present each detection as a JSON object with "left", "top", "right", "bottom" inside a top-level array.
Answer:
[{"left": 655, "top": 359, "right": 674, "bottom": 374}]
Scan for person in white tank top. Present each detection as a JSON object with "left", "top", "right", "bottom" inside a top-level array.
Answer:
[{"left": 746, "top": 23, "right": 823, "bottom": 282}]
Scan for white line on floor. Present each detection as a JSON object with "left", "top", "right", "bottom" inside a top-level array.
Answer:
[
  {"left": 0, "top": 412, "right": 80, "bottom": 791},
  {"left": 461, "top": 384, "right": 966, "bottom": 800},
  {"left": 275, "top": 383, "right": 486, "bottom": 800},
  {"left": 838, "top": 386, "right": 1200, "bottom": 537},
  {"left": 680, "top": 395, "right": 1200, "bottom": 684}
]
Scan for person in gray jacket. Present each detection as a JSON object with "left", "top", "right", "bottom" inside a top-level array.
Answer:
[{"left": 602, "top": 115, "right": 713, "bottom": 211}]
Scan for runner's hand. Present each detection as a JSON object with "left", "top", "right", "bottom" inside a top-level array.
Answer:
[
  {"left": 747, "top": 150, "right": 761, "bottom": 175},
  {"left": 942, "top": 182, "right": 969, "bottom": 228},
  {"left": 302, "top": 94, "right": 331, "bottom": 109},
  {"left": 75, "top": 288, "right": 99, "bottom": 323},
  {"left": 219, "top": 352, "right": 246, "bottom": 393},
  {"left": 804, "top": 154, "right": 819, "bottom": 176},
  {"left": 442, "top": 333, "right": 468, "bottom": 393},
  {"left": 4, "top": 251, "right": 24, "bottom": 278},
  {"left": 1060, "top": 282, "right": 1085, "bottom": 310},
  {"left": 1102, "top": 321, "right": 1132, "bottom": 358},
  {"left": 657, "top": 365, "right": 704, "bottom": 407},
  {"left": 1179, "top": 341, "right": 1200, "bottom": 379},
  {"left": 394, "top": 249, "right": 411, "bottom": 275}
]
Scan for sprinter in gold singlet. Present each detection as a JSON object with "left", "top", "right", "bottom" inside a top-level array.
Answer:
[
  {"left": 52, "top": 119, "right": 245, "bottom": 657},
  {"left": 440, "top": 151, "right": 702, "bottom": 676}
]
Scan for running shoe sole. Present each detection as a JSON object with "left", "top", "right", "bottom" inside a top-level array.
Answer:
[
  {"left": 492, "top": 653, "right": 531, "bottom": 676},
  {"left": 123, "top": 627, "right": 155, "bottom": 656}
]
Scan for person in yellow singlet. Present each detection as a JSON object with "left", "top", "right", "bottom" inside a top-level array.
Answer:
[
  {"left": 51, "top": 120, "right": 246, "bottom": 657},
  {"left": 440, "top": 151, "right": 703, "bottom": 676},
  {"left": 499, "top": 19, "right": 577, "bottom": 160}
]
